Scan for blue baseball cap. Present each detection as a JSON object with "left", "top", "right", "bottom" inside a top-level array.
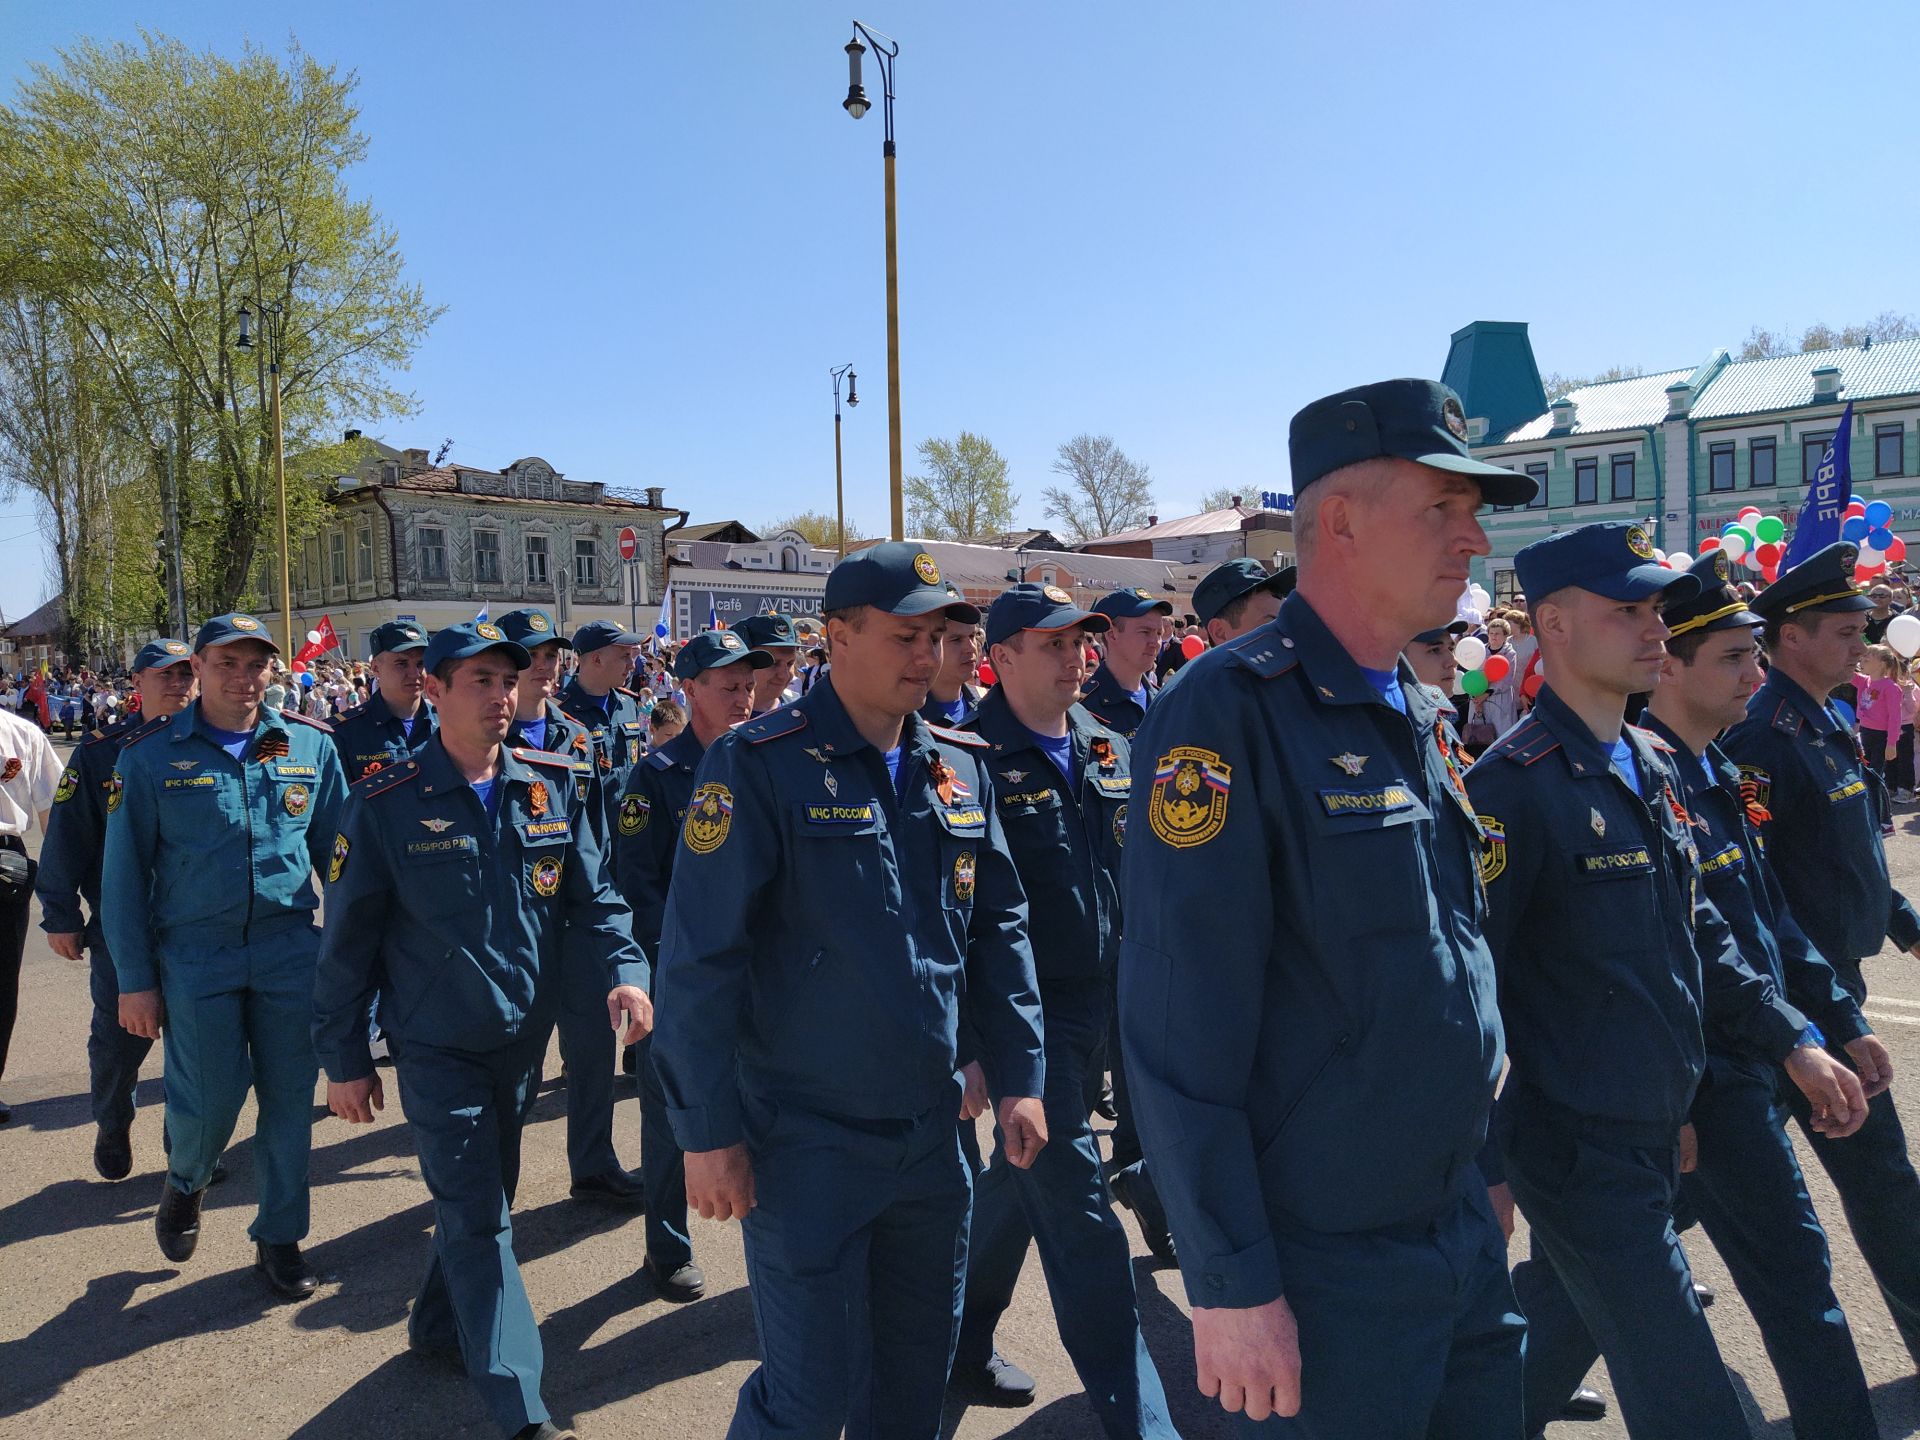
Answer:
[
  {"left": 368, "top": 620, "right": 428, "bottom": 657},
  {"left": 1514, "top": 522, "right": 1701, "bottom": 606},
  {"left": 422, "top": 620, "right": 531, "bottom": 673},
  {"left": 572, "top": 618, "right": 648, "bottom": 654},
  {"left": 1090, "top": 587, "right": 1175, "bottom": 622},
  {"left": 822, "top": 542, "right": 981, "bottom": 622},
  {"left": 673, "top": 629, "right": 774, "bottom": 680},
  {"left": 497, "top": 608, "right": 569, "bottom": 649},
  {"left": 734, "top": 613, "right": 802, "bottom": 650},
  {"left": 984, "top": 583, "right": 1111, "bottom": 648},
  {"left": 133, "top": 639, "right": 194, "bottom": 672},
  {"left": 1288, "top": 378, "right": 1538, "bottom": 504},
  {"left": 194, "top": 613, "right": 279, "bottom": 652},
  {"left": 1751, "top": 541, "right": 1875, "bottom": 623},
  {"left": 1192, "top": 558, "right": 1297, "bottom": 627}
]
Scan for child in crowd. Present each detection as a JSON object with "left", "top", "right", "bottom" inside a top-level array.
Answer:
[
  {"left": 1897, "top": 657, "right": 1920, "bottom": 803},
  {"left": 1853, "top": 644, "right": 1905, "bottom": 834},
  {"left": 646, "top": 697, "right": 686, "bottom": 751}
]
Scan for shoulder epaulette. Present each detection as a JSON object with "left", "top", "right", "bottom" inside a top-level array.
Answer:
[
  {"left": 115, "top": 714, "right": 174, "bottom": 751},
  {"left": 280, "top": 710, "right": 335, "bottom": 734},
  {"left": 1626, "top": 723, "right": 1673, "bottom": 753},
  {"left": 646, "top": 749, "right": 677, "bottom": 771},
  {"left": 1480, "top": 720, "right": 1562, "bottom": 768},
  {"left": 616, "top": 685, "right": 641, "bottom": 699},
  {"left": 511, "top": 746, "right": 578, "bottom": 771},
  {"left": 335, "top": 701, "right": 369, "bottom": 722},
  {"left": 82, "top": 718, "right": 135, "bottom": 748},
  {"left": 1222, "top": 627, "right": 1299, "bottom": 679},
  {"left": 1770, "top": 699, "right": 1805, "bottom": 736},
  {"left": 739, "top": 708, "right": 807, "bottom": 745},
  {"left": 352, "top": 759, "right": 420, "bottom": 799},
  {"left": 927, "top": 722, "right": 989, "bottom": 748}
]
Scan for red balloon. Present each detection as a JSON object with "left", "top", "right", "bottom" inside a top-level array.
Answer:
[
  {"left": 1856, "top": 566, "right": 1878, "bottom": 585},
  {"left": 1698, "top": 537, "right": 1721, "bottom": 553},
  {"left": 1754, "top": 541, "right": 1781, "bottom": 566},
  {"left": 1521, "top": 673, "right": 1544, "bottom": 701},
  {"left": 1483, "top": 655, "right": 1512, "bottom": 683},
  {"left": 1761, "top": 564, "right": 1779, "bottom": 584},
  {"left": 1737, "top": 506, "right": 1762, "bottom": 521},
  {"left": 1889, "top": 536, "right": 1908, "bottom": 563},
  {"left": 291, "top": 659, "right": 308, "bottom": 673},
  {"left": 1180, "top": 633, "right": 1206, "bottom": 660},
  {"left": 1846, "top": 500, "right": 1868, "bottom": 516},
  {"left": 977, "top": 662, "right": 997, "bottom": 687}
]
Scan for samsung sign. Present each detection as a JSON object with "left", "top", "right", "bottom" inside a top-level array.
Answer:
[{"left": 1259, "top": 491, "right": 1295, "bottom": 513}]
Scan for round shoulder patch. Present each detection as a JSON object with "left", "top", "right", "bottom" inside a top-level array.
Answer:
[
  {"left": 684, "top": 782, "right": 734, "bottom": 854},
  {"left": 1147, "top": 746, "right": 1231, "bottom": 848},
  {"left": 1626, "top": 526, "right": 1654, "bottom": 560},
  {"left": 913, "top": 553, "right": 941, "bottom": 585}
]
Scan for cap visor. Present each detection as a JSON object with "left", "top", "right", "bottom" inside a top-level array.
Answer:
[
  {"left": 714, "top": 649, "right": 775, "bottom": 670},
  {"left": 201, "top": 633, "right": 281, "bottom": 654},
  {"left": 382, "top": 639, "right": 428, "bottom": 654},
  {"left": 145, "top": 653, "right": 194, "bottom": 669},
  {"left": 477, "top": 639, "right": 534, "bottom": 669},
  {"left": 1416, "top": 452, "right": 1539, "bottom": 506},
  {"left": 1590, "top": 565, "right": 1701, "bottom": 604},
  {"left": 888, "top": 589, "right": 983, "bottom": 624}
]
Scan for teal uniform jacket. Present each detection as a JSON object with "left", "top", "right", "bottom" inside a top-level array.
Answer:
[
  {"left": 1077, "top": 663, "right": 1154, "bottom": 739},
  {"left": 1722, "top": 667, "right": 1920, "bottom": 968},
  {"left": 1117, "top": 594, "right": 1502, "bottom": 1309},
  {"left": 311, "top": 735, "right": 648, "bottom": 1083},
  {"left": 330, "top": 691, "right": 436, "bottom": 782},
  {"left": 651, "top": 675, "right": 1046, "bottom": 1154},
  {"left": 37, "top": 713, "right": 153, "bottom": 950},
  {"left": 559, "top": 677, "right": 647, "bottom": 834},
  {"left": 613, "top": 725, "right": 703, "bottom": 955},
  {"left": 101, "top": 703, "right": 347, "bottom": 993}
]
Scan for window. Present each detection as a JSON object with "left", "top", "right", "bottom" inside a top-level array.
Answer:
[
  {"left": 419, "top": 526, "right": 448, "bottom": 582},
  {"left": 1709, "top": 444, "right": 1735, "bottom": 492},
  {"left": 329, "top": 530, "right": 347, "bottom": 587},
  {"left": 356, "top": 523, "right": 373, "bottom": 582},
  {"left": 526, "top": 534, "right": 550, "bottom": 586},
  {"left": 1525, "top": 462, "right": 1549, "bottom": 509},
  {"left": 1802, "top": 434, "right": 1834, "bottom": 489},
  {"left": 1610, "top": 454, "right": 1636, "bottom": 501},
  {"left": 303, "top": 537, "right": 320, "bottom": 591},
  {"left": 574, "top": 537, "right": 598, "bottom": 589},
  {"left": 1877, "top": 423, "right": 1905, "bottom": 478},
  {"left": 1574, "top": 458, "right": 1598, "bottom": 505},
  {"left": 474, "top": 529, "right": 502, "bottom": 584},
  {"left": 1494, "top": 568, "right": 1521, "bottom": 605},
  {"left": 1749, "top": 439, "right": 1776, "bottom": 488}
]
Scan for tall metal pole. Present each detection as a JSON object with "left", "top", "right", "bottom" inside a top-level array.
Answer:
[
  {"left": 834, "top": 408, "right": 849, "bottom": 560},
  {"left": 882, "top": 147, "right": 903, "bottom": 541},
  {"left": 157, "top": 433, "right": 187, "bottom": 639},
  {"left": 270, "top": 351, "right": 294, "bottom": 658}
]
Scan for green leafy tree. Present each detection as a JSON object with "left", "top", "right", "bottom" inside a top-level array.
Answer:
[
  {"left": 906, "top": 431, "right": 1017, "bottom": 541},
  {"left": 1195, "top": 485, "right": 1240, "bottom": 513},
  {"left": 1043, "top": 433, "right": 1155, "bottom": 543},
  {"left": 761, "top": 509, "right": 867, "bottom": 549}
]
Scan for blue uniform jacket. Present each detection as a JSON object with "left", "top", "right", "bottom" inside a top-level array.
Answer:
[
  {"left": 1078, "top": 663, "right": 1155, "bottom": 738},
  {"left": 966, "top": 689, "right": 1129, "bottom": 984},
  {"left": 1642, "top": 712, "right": 1868, "bottom": 1051},
  {"left": 36, "top": 713, "right": 155, "bottom": 949},
  {"left": 613, "top": 725, "right": 704, "bottom": 960},
  {"left": 311, "top": 735, "right": 648, "bottom": 1082},
  {"left": 559, "top": 678, "right": 647, "bottom": 834},
  {"left": 101, "top": 703, "right": 347, "bottom": 993},
  {"left": 1118, "top": 594, "right": 1502, "bottom": 1310},
  {"left": 1722, "top": 668, "right": 1920, "bottom": 969},
  {"left": 652, "top": 675, "right": 1045, "bottom": 1153},
  {"left": 329, "top": 691, "right": 436, "bottom": 783},
  {"left": 1468, "top": 687, "right": 1802, "bottom": 1142}
]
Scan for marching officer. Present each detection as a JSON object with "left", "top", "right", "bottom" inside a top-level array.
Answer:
[
  {"left": 1192, "top": 558, "right": 1295, "bottom": 649},
  {"left": 651, "top": 542, "right": 1048, "bottom": 1440},
  {"left": 1724, "top": 539, "right": 1920, "bottom": 1368},
  {"left": 37, "top": 639, "right": 196, "bottom": 1178},
  {"left": 734, "top": 612, "right": 802, "bottom": 716},
  {"left": 920, "top": 618, "right": 985, "bottom": 726},
  {"left": 560, "top": 619, "right": 649, "bottom": 832},
  {"left": 949, "top": 583, "right": 1179, "bottom": 1436},
  {"left": 101, "top": 613, "right": 346, "bottom": 1298},
  {"left": 613, "top": 628, "right": 769, "bottom": 1303},
  {"left": 314, "top": 620, "right": 651, "bottom": 1440},
  {"left": 1120, "top": 379, "right": 1533, "bottom": 1432},
  {"left": 330, "top": 619, "right": 434, "bottom": 782},
  {"left": 1080, "top": 589, "right": 1173, "bottom": 739}
]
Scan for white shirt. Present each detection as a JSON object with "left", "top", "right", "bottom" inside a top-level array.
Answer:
[{"left": 0, "top": 705, "right": 60, "bottom": 837}]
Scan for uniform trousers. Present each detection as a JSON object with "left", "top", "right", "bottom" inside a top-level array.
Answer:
[
  {"left": 398, "top": 1027, "right": 552, "bottom": 1437},
  {"left": 88, "top": 939, "right": 155, "bottom": 1128},
  {"left": 156, "top": 918, "right": 318, "bottom": 1242},
  {"left": 957, "top": 981, "right": 1176, "bottom": 1439},
  {"left": 636, "top": 1029, "right": 692, "bottom": 1268},
  {"left": 556, "top": 968, "right": 620, "bottom": 1182},
  {"left": 729, "top": 1087, "right": 971, "bottom": 1440},
  {"left": 0, "top": 837, "right": 33, "bottom": 1083},
  {"left": 1504, "top": 1094, "right": 1748, "bottom": 1440}
]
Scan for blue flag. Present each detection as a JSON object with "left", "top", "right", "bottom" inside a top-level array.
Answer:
[{"left": 1782, "top": 400, "right": 1854, "bottom": 570}]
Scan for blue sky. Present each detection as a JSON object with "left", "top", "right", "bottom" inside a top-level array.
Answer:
[{"left": 4, "top": 0, "right": 1918, "bottom": 622}]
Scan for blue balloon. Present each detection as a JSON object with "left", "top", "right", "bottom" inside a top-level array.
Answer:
[
  {"left": 1870, "top": 526, "right": 1895, "bottom": 550},
  {"left": 1866, "top": 500, "right": 1893, "bottom": 529},
  {"left": 654, "top": 621, "right": 669, "bottom": 638},
  {"left": 1843, "top": 515, "right": 1871, "bottom": 542}
]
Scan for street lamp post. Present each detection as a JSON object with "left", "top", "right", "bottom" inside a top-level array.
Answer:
[
  {"left": 235, "top": 299, "right": 296, "bottom": 658},
  {"left": 831, "top": 363, "right": 859, "bottom": 558},
  {"left": 841, "top": 22, "right": 904, "bottom": 541}
]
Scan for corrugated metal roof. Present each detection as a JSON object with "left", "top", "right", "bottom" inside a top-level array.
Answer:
[
  {"left": 1498, "top": 369, "right": 1691, "bottom": 443},
  {"left": 1688, "top": 338, "right": 1920, "bottom": 420},
  {"left": 906, "top": 538, "right": 1181, "bottom": 589},
  {"left": 1086, "top": 505, "right": 1260, "bottom": 545}
]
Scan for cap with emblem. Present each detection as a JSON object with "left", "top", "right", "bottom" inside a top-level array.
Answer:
[
  {"left": 984, "top": 582, "right": 1111, "bottom": 648},
  {"left": 734, "top": 613, "right": 802, "bottom": 651},
  {"left": 571, "top": 618, "right": 648, "bottom": 654},
  {"left": 1514, "top": 521, "right": 1701, "bottom": 606},
  {"left": 497, "top": 607, "right": 569, "bottom": 649},
  {"left": 1090, "top": 586, "right": 1175, "bottom": 622},
  {"left": 1410, "top": 619, "right": 1470, "bottom": 646},
  {"left": 673, "top": 629, "right": 774, "bottom": 680},
  {"left": 1192, "top": 558, "right": 1298, "bottom": 627},
  {"left": 194, "top": 612, "right": 280, "bottom": 653},
  {"left": 1287, "top": 378, "right": 1537, "bottom": 505},
  {"left": 1749, "top": 541, "right": 1875, "bottom": 623},
  {"left": 1664, "top": 551, "right": 1767, "bottom": 637},
  {"left": 822, "top": 541, "right": 981, "bottom": 623},
  {"left": 368, "top": 620, "right": 428, "bottom": 657},
  {"left": 133, "top": 638, "right": 194, "bottom": 671},
  {"left": 422, "top": 620, "right": 531, "bottom": 673}
]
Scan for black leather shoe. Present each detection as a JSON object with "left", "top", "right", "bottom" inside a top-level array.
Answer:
[
  {"left": 1093, "top": 1084, "right": 1118, "bottom": 1122},
  {"left": 1694, "top": 1281, "right": 1716, "bottom": 1308},
  {"left": 1109, "top": 1167, "right": 1177, "bottom": 1266},
  {"left": 645, "top": 1258, "right": 706, "bottom": 1303},
  {"left": 0, "top": 1097, "right": 11, "bottom": 1124},
  {"left": 255, "top": 1241, "right": 318, "bottom": 1300},
  {"left": 1561, "top": 1385, "right": 1607, "bottom": 1420},
  {"left": 512, "top": 1423, "right": 576, "bottom": 1440},
  {"left": 94, "top": 1122, "right": 134, "bottom": 1181},
  {"left": 950, "top": 1352, "right": 1037, "bottom": 1406},
  {"left": 570, "top": 1167, "right": 646, "bottom": 1209},
  {"left": 155, "top": 1182, "right": 205, "bottom": 1262},
  {"left": 210, "top": 1159, "right": 229, "bottom": 1186}
]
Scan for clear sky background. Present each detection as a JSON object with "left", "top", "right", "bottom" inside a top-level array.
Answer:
[{"left": 4, "top": 0, "right": 1918, "bottom": 621}]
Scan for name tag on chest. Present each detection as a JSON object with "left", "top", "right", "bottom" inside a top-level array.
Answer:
[
  {"left": 1318, "top": 784, "right": 1418, "bottom": 818},
  {"left": 1577, "top": 847, "right": 1653, "bottom": 877},
  {"left": 1827, "top": 778, "right": 1867, "bottom": 804}
]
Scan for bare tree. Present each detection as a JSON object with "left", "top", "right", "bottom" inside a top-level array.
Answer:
[
  {"left": 1042, "top": 434, "right": 1155, "bottom": 544},
  {"left": 1196, "top": 485, "right": 1239, "bottom": 513}
]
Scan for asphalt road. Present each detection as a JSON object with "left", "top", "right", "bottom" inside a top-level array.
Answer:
[{"left": 2, "top": 739, "right": 1919, "bottom": 1438}]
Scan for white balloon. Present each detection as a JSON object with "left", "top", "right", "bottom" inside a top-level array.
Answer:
[
  {"left": 306, "top": 629, "right": 323, "bottom": 644},
  {"left": 1859, "top": 543, "right": 1886, "bottom": 569},
  {"left": 1888, "top": 613, "right": 1920, "bottom": 660},
  {"left": 1720, "top": 532, "right": 1749, "bottom": 562},
  {"left": 1454, "top": 636, "right": 1488, "bottom": 670},
  {"left": 1469, "top": 584, "right": 1491, "bottom": 607},
  {"left": 1651, "top": 548, "right": 1667, "bottom": 564}
]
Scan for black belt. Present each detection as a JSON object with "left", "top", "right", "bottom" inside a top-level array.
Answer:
[{"left": 0, "top": 834, "right": 24, "bottom": 854}]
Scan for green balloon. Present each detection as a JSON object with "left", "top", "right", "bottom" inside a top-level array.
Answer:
[
  {"left": 1460, "top": 669, "right": 1490, "bottom": 696},
  {"left": 1730, "top": 525, "right": 1755, "bottom": 549},
  {"left": 1755, "top": 515, "right": 1785, "bottom": 544}
]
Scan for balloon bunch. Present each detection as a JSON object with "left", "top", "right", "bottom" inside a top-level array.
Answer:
[
  {"left": 1840, "top": 499, "right": 1907, "bottom": 582},
  {"left": 1887, "top": 612, "right": 1920, "bottom": 661},
  {"left": 1698, "top": 506, "right": 1792, "bottom": 583},
  {"left": 1453, "top": 634, "right": 1511, "bottom": 698}
]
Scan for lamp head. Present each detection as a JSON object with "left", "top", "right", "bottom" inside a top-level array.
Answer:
[
  {"left": 236, "top": 302, "right": 252, "bottom": 349},
  {"left": 846, "top": 369, "right": 859, "bottom": 407},
  {"left": 843, "top": 36, "right": 870, "bottom": 118}
]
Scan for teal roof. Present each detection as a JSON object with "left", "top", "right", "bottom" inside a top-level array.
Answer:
[
  {"left": 1441, "top": 321, "right": 1549, "bottom": 441},
  {"left": 1498, "top": 368, "right": 1690, "bottom": 443},
  {"left": 1688, "top": 338, "right": 1920, "bottom": 420}
]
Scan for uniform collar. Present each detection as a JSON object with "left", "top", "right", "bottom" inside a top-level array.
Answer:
[
  {"left": 1272, "top": 593, "right": 1441, "bottom": 732},
  {"left": 412, "top": 733, "right": 545, "bottom": 800},
  {"left": 661, "top": 726, "right": 708, "bottom": 768},
  {"left": 1087, "top": 662, "right": 1153, "bottom": 703},
  {"left": 1525, "top": 685, "right": 1643, "bottom": 782},
  {"left": 1637, "top": 710, "right": 1735, "bottom": 790},
  {"left": 561, "top": 675, "right": 612, "bottom": 715},
  {"left": 969, "top": 685, "right": 1103, "bottom": 762},
  {"left": 1757, "top": 667, "right": 1843, "bottom": 736},
  {"left": 367, "top": 689, "right": 429, "bottom": 728},
  {"left": 798, "top": 673, "right": 939, "bottom": 761},
  {"left": 177, "top": 700, "right": 287, "bottom": 748}
]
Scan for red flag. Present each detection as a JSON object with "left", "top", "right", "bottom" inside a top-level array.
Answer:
[{"left": 295, "top": 614, "right": 340, "bottom": 664}]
